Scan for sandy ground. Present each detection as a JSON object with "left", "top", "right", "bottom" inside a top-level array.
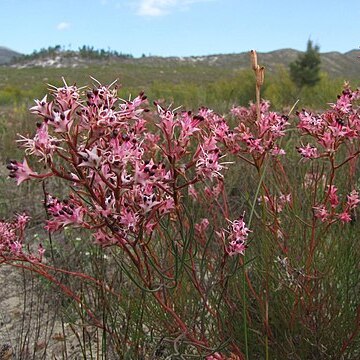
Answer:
[{"left": 0, "top": 265, "right": 108, "bottom": 360}]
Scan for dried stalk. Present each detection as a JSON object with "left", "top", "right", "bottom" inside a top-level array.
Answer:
[{"left": 250, "top": 50, "right": 265, "bottom": 121}]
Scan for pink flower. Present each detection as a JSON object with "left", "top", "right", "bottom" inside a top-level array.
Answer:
[
  {"left": 327, "top": 185, "right": 339, "bottom": 208},
  {"left": 338, "top": 211, "right": 352, "bottom": 223},
  {"left": 133, "top": 159, "right": 166, "bottom": 186},
  {"left": 219, "top": 215, "right": 251, "bottom": 256},
  {"left": 313, "top": 205, "right": 329, "bottom": 222},
  {"left": 196, "top": 146, "right": 227, "bottom": 180},
  {"left": 245, "top": 137, "right": 264, "bottom": 154},
  {"left": 29, "top": 95, "right": 52, "bottom": 116},
  {"left": 15, "top": 213, "right": 30, "bottom": 233},
  {"left": 104, "top": 135, "right": 143, "bottom": 166},
  {"left": 50, "top": 79, "right": 80, "bottom": 111},
  {"left": 10, "top": 241, "right": 22, "bottom": 254},
  {"left": 347, "top": 190, "right": 360, "bottom": 209},
  {"left": 139, "top": 192, "right": 161, "bottom": 214},
  {"left": 158, "top": 197, "right": 175, "bottom": 215},
  {"left": 319, "top": 132, "right": 335, "bottom": 151},
  {"left": 0, "top": 213, "right": 30, "bottom": 256},
  {"left": 143, "top": 133, "right": 161, "bottom": 152},
  {"left": 17, "top": 122, "right": 62, "bottom": 162},
  {"left": 96, "top": 106, "right": 119, "bottom": 127},
  {"left": 231, "top": 103, "right": 289, "bottom": 155},
  {"left": 195, "top": 218, "right": 210, "bottom": 234},
  {"left": 78, "top": 146, "right": 102, "bottom": 168},
  {"left": 45, "top": 196, "right": 85, "bottom": 232},
  {"left": 7, "top": 159, "right": 38, "bottom": 185},
  {"left": 297, "top": 144, "right": 319, "bottom": 159},
  {"left": 118, "top": 91, "right": 147, "bottom": 120},
  {"left": 330, "top": 89, "right": 352, "bottom": 114},
  {"left": 156, "top": 104, "right": 176, "bottom": 137},
  {"left": 49, "top": 109, "right": 73, "bottom": 133},
  {"left": 297, "top": 110, "right": 324, "bottom": 135},
  {"left": 120, "top": 207, "right": 139, "bottom": 231},
  {"left": 271, "top": 146, "right": 286, "bottom": 156},
  {"left": 178, "top": 111, "right": 201, "bottom": 142}
]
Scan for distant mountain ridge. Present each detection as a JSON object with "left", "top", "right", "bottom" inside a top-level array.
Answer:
[
  {"left": 0, "top": 46, "right": 22, "bottom": 64},
  {"left": 1, "top": 46, "right": 360, "bottom": 79}
]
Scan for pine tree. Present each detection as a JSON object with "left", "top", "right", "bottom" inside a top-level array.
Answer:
[{"left": 289, "top": 40, "right": 321, "bottom": 88}]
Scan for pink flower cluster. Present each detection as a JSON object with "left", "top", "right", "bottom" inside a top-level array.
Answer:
[
  {"left": 9, "top": 80, "right": 237, "bottom": 248},
  {"left": 8, "top": 80, "right": 359, "bottom": 258},
  {"left": 0, "top": 213, "right": 29, "bottom": 255},
  {"left": 230, "top": 101, "right": 290, "bottom": 156},
  {"left": 313, "top": 187, "right": 360, "bottom": 224},
  {"left": 45, "top": 195, "right": 85, "bottom": 232},
  {"left": 297, "top": 87, "right": 360, "bottom": 158},
  {"left": 0, "top": 213, "right": 44, "bottom": 260},
  {"left": 218, "top": 215, "right": 251, "bottom": 256}
]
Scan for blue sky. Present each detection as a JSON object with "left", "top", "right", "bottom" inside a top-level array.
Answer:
[{"left": 1, "top": 0, "right": 359, "bottom": 57}]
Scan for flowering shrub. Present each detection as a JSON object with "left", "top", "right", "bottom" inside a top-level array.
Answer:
[
  {"left": 8, "top": 80, "right": 249, "bottom": 252},
  {"left": 1, "top": 78, "right": 359, "bottom": 358}
]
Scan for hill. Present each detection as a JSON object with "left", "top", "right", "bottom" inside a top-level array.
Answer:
[
  {"left": 0, "top": 46, "right": 22, "bottom": 65},
  {"left": 135, "top": 49, "right": 360, "bottom": 79},
  {"left": 2, "top": 46, "right": 360, "bottom": 80}
]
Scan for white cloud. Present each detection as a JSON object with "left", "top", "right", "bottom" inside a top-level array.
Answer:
[
  {"left": 56, "top": 22, "right": 71, "bottom": 31},
  {"left": 136, "top": 0, "right": 212, "bottom": 17},
  {"left": 137, "top": 0, "right": 174, "bottom": 16}
]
